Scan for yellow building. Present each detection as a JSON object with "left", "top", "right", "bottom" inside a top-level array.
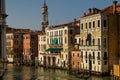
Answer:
[{"left": 79, "top": 1, "right": 120, "bottom": 75}]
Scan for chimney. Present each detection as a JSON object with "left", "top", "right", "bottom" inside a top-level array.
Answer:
[
  {"left": 73, "top": 18, "right": 76, "bottom": 26},
  {"left": 113, "top": 0, "right": 117, "bottom": 14},
  {"left": 74, "top": 18, "right": 76, "bottom": 22},
  {"left": 88, "top": 8, "right": 92, "bottom": 14},
  {"left": 84, "top": 13, "right": 86, "bottom": 16},
  {"left": 93, "top": 8, "right": 96, "bottom": 13}
]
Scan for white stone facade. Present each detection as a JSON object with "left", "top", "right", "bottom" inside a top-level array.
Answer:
[{"left": 38, "top": 34, "right": 46, "bottom": 65}]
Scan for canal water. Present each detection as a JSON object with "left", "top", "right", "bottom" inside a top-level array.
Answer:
[{"left": 3, "top": 64, "right": 111, "bottom": 80}]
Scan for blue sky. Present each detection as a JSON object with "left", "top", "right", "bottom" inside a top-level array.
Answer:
[{"left": 6, "top": 0, "right": 120, "bottom": 30}]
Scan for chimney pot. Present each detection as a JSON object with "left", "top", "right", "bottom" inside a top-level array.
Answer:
[
  {"left": 113, "top": 0, "right": 118, "bottom": 14},
  {"left": 84, "top": 13, "right": 86, "bottom": 16},
  {"left": 89, "top": 8, "right": 92, "bottom": 14}
]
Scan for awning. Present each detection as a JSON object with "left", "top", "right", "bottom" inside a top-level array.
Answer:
[
  {"left": 46, "top": 48, "right": 62, "bottom": 52},
  {"left": 52, "top": 38, "right": 58, "bottom": 44}
]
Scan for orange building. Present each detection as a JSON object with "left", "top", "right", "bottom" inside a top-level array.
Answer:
[
  {"left": 23, "top": 31, "right": 39, "bottom": 65},
  {"left": 6, "top": 27, "right": 40, "bottom": 65},
  {"left": 71, "top": 45, "right": 81, "bottom": 72},
  {"left": 23, "top": 33, "right": 31, "bottom": 63}
]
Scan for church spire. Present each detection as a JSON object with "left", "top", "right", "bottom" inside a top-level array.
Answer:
[
  {"left": 43, "top": 0, "right": 47, "bottom": 7},
  {"left": 41, "top": 0, "right": 49, "bottom": 32}
]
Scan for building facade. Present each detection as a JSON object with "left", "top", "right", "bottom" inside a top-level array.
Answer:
[
  {"left": 23, "top": 33, "right": 31, "bottom": 63},
  {"left": 79, "top": 1, "right": 120, "bottom": 75},
  {"left": 23, "top": 31, "right": 39, "bottom": 65},
  {"left": 71, "top": 35, "right": 81, "bottom": 71},
  {"left": 38, "top": 21, "right": 80, "bottom": 69},
  {"left": 6, "top": 28, "right": 40, "bottom": 65},
  {"left": 38, "top": 33, "right": 46, "bottom": 66},
  {"left": 6, "top": 28, "right": 14, "bottom": 63},
  {"left": 13, "top": 31, "right": 24, "bottom": 64}
]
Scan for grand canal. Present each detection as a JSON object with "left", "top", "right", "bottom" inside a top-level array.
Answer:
[{"left": 3, "top": 64, "right": 111, "bottom": 80}]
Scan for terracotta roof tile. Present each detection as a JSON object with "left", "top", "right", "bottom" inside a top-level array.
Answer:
[{"left": 82, "top": 4, "right": 120, "bottom": 17}]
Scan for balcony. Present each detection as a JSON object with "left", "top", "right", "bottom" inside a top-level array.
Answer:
[
  {"left": 79, "top": 45, "right": 100, "bottom": 50},
  {"left": 49, "top": 44, "right": 63, "bottom": 48}
]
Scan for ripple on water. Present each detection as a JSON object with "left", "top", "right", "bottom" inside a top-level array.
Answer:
[{"left": 4, "top": 64, "right": 111, "bottom": 80}]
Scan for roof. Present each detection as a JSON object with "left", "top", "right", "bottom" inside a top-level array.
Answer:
[
  {"left": 6, "top": 27, "right": 42, "bottom": 34},
  {"left": 101, "top": 4, "right": 120, "bottom": 14},
  {"left": 82, "top": 2, "right": 120, "bottom": 18},
  {"left": 47, "top": 19, "right": 80, "bottom": 29}
]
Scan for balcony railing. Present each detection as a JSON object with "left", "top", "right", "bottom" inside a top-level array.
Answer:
[
  {"left": 79, "top": 45, "right": 100, "bottom": 50},
  {"left": 49, "top": 44, "right": 63, "bottom": 48}
]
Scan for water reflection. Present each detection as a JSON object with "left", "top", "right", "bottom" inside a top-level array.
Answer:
[{"left": 4, "top": 64, "right": 111, "bottom": 80}]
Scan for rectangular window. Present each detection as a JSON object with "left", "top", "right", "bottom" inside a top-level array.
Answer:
[
  {"left": 61, "top": 54, "right": 63, "bottom": 59},
  {"left": 73, "top": 61, "right": 74, "bottom": 65},
  {"left": 65, "top": 37, "right": 67, "bottom": 44},
  {"left": 93, "top": 21, "right": 95, "bottom": 28},
  {"left": 89, "top": 22, "right": 91, "bottom": 28},
  {"left": 66, "top": 54, "right": 67, "bottom": 59},
  {"left": 98, "top": 61, "right": 100, "bottom": 65},
  {"left": 77, "top": 53, "right": 79, "bottom": 57},
  {"left": 98, "top": 38, "right": 100, "bottom": 45},
  {"left": 86, "top": 23, "right": 87, "bottom": 29},
  {"left": 71, "top": 37, "right": 73, "bottom": 44},
  {"left": 85, "top": 52, "right": 87, "bottom": 58},
  {"left": 103, "top": 20, "right": 107, "bottom": 27},
  {"left": 64, "top": 30, "right": 67, "bottom": 34},
  {"left": 98, "top": 20, "right": 100, "bottom": 27},
  {"left": 74, "top": 39, "right": 77, "bottom": 43},
  {"left": 104, "top": 61, "right": 107, "bottom": 65},
  {"left": 104, "top": 38, "right": 107, "bottom": 48},
  {"left": 93, "top": 52, "right": 95, "bottom": 59},
  {"left": 81, "top": 52, "right": 83, "bottom": 58},
  {"left": 73, "top": 53, "right": 74, "bottom": 57},
  {"left": 79, "top": 38, "right": 81, "bottom": 45},
  {"left": 70, "top": 30, "right": 73, "bottom": 34},
  {"left": 81, "top": 24, "right": 83, "bottom": 30},
  {"left": 92, "top": 39, "right": 95, "bottom": 45},
  {"left": 97, "top": 52, "right": 100, "bottom": 60},
  {"left": 58, "top": 59, "right": 59, "bottom": 64},
  {"left": 104, "top": 52, "right": 107, "bottom": 60}
]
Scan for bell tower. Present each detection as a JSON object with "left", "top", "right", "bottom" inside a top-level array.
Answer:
[
  {"left": 0, "top": 0, "right": 7, "bottom": 62},
  {"left": 41, "top": 0, "right": 49, "bottom": 32}
]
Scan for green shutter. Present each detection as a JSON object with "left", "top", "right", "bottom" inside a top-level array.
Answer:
[{"left": 52, "top": 38, "right": 58, "bottom": 44}]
